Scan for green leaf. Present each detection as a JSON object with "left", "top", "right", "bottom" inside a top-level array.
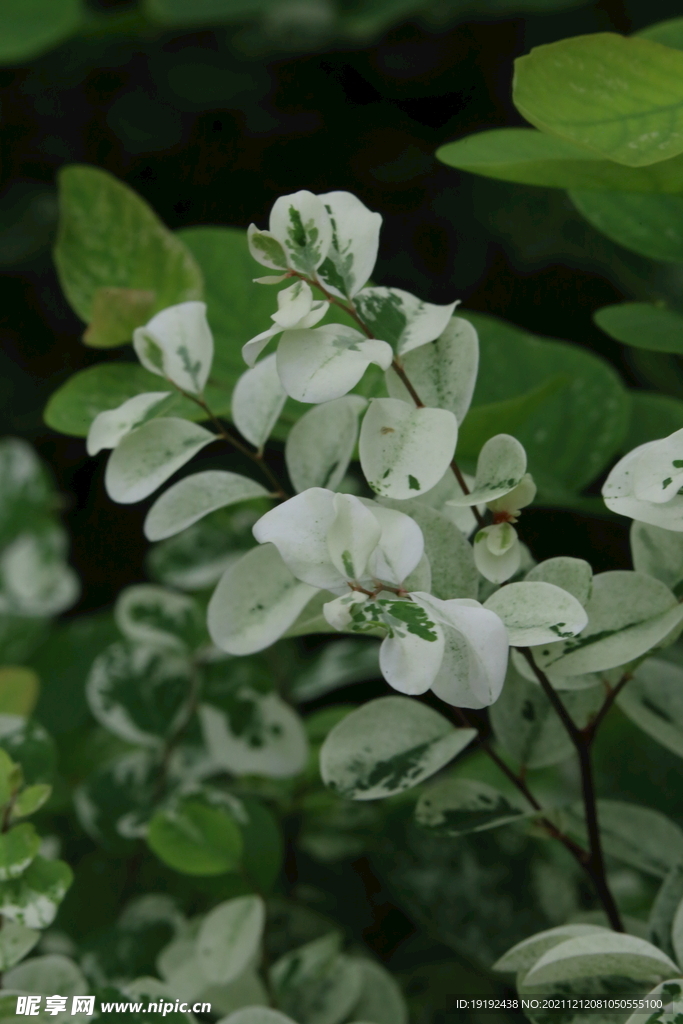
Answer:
[
  {"left": 457, "top": 376, "right": 566, "bottom": 462},
  {"left": 197, "top": 895, "right": 265, "bottom": 985},
  {"left": 416, "top": 777, "right": 528, "bottom": 835},
  {"left": 54, "top": 166, "right": 202, "bottom": 330},
  {"left": 0, "top": 0, "right": 83, "bottom": 64},
  {"left": 83, "top": 287, "right": 157, "bottom": 349},
  {"left": 74, "top": 750, "right": 158, "bottom": 852},
  {"left": 207, "top": 543, "right": 317, "bottom": 656},
  {"left": 565, "top": 800, "right": 683, "bottom": 878},
  {"left": 290, "top": 640, "right": 380, "bottom": 703},
  {"left": 570, "top": 190, "right": 683, "bottom": 263},
  {"left": 521, "top": 931, "right": 678, "bottom": 986},
  {"left": 0, "top": 667, "right": 38, "bottom": 718},
  {"left": 378, "top": 499, "right": 477, "bottom": 600},
  {"left": 639, "top": 17, "right": 683, "bottom": 50},
  {"left": 285, "top": 396, "right": 366, "bottom": 494},
  {"left": 114, "top": 584, "right": 204, "bottom": 651},
  {"left": 595, "top": 303, "right": 683, "bottom": 355},
  {"left": 0, "top": 824, "right": 40, "bottom": 881},
  {"left": 199, "top": 691, "right": 309, "bottom": 778},
  {"left": 11, "top": 784, "right": 51, "bottom": 820},
  {"left": 437, "top": 127, "right": 683, "bottom": 192},
  {"left": 623, "top": 393, "right": 683, "bottom": 454},
  {"left": 147, "top": 797, "right": 243, "bottom": 876},
  {"left": 237, "top": 796, "right": 283, "bottom": 893},
  {"left": 270, "top": 933, "right": 363, "bottom": 1024},
  {"left": 513, "top": 34, "right": 683, "bottom": 168},
  {"left": 0, "top": 920, "right": 38, "bottom": 971},
  {"left": 533, "top": 571, "right": 683, "bottom": 678},
  {"left": 143, "top": 0, "right": 276, "bottom": 26},
  {"left": 347, "top": 958, "right": 408, "bottom": 1024},
  {"left": 616, "top": 658, "right": 683, "bottom": 758},
  {"left": 649, "top": 864, "right": 683, "bottom": 962},
  {"left": 0, "top": 717, "right": 56, "bottom": 784},
  {"left": 320, "top": 696, "right": 476, "bottom": 801},
  {"left": 462, "top": 312, "right": 630, "bottom": 497},
  {"left": 0, "top": 855, "right": 72, "bottom": 928},
  {"left": 86, "top": 640, "right": 195, "bottom": 747}
]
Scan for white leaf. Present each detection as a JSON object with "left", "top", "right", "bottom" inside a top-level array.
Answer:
[
  {"left": 242, "top": 300, "right": 328, "bottom": 368},
  {"left": 631, "top": 521, "right": 683, "bottom": 592},
  {"left": 320, "top": 695, "right": 476, "bottom": 800},
  {"left": 114, "top": 584, "right": 201, "bottom": 650},
  {"left": 447, "top": 434, "right": 527, "bottom": 507},
  {"left": 197, "top": 896, "right": 265, "bottom": 986},
  {"left": 247, "top": 223, "right": 289, "bottom": 270},
  {"left": 523, "top": 932, "right": 678, "bottom": 986},
  {"left": 603, "top": 441, "right": 683, "bottom": 531},
  {"left": 493, "top": 925, "right": 614, "bottom": 974},
  {"left": 414, "top": 593, "right": 510, "bottom": 708},
  {"left": 199, "top": 695, "right": 308, "bottom": 778},
  {"left": 317, "top": 191, "right": 382, "bottom": 298},
  {"left": 4, "top": 953, "right": 86, "bottom": 996},
  {"left": 144, "top": 470, "right": 270, "bottom": 541},
  {"left": 487, "top": 473, "right": 536, "bottom": 517},
  {"left": 0, "top": 921, "right": 39, "bottom": 972},
  {"left": 270, "top": 933, "right": 362, "bottom": 1024},
  {"left": 534, "top": 571, "right": 683, "bottom": 677},
  {"left": 1, "top": 530, "right": 79, "bottom": 616},
  {"left": 359, "top": 398, "right": 457, "bottom": 499},
  {"left": 415, "top": 776, "right": 529, "bottom": 835},
  {"left": 379, "top": 624, "right": 445, "bottom": 696},
  {"left": 526, "top": 556, "right": 593, "bottom": 605},
  {"left": 285, "top": 395, "right": 367, "bottom": 494},
  {"left": 269, "top": 190, "right": 332, "bottom": 274},
  {"left": 672, "top": 900, "right": 683, "bottom": 971},
  {"left": 483, "top": 581, "right": 588, "bottom": 647},
  {"left": 414, "top": 466, "right": 481, "bottom": 536},
  {"left": 104, "top": 418, "right": 215, "bottom": 504},
  {"left": 133, "top": 301, "right": 214, "bottom": 395},
  {"left": 564, "top": 800, "right": 683, "bottom": 879},
  {"left": 355, "top": 287, "right": 458, "bottom": 356},
  {"left": 252, "top": 488, "right": 342, "bottom": 591},
  {"left": 277, "top": 325, "right": 392, "bottom": 404},
  {"left": 347, "top": 958, "right": 409, "bottom": 1024},
  {"left": 473, "top": 524, "right": 521, "bottom": 584},
  {"left": 362, "top": 501, "right": 424, "bottom": 586},
  {"left": 633, "top": 429, "right": 683, "bottom": 503},
  {"left": 208, "top": 543, "right": 317, "bottom": 655},
  {"left": 86, "top": 391, "right": 171, "bottom": 456},
  {"left": 271, "top": 279, "right": 314, "bottom": 328},
  {"left": 232, "top": 354, "right": 287, "bottom": 450},
  {"left": 327, "top": 493, "right": 381, "bottom": 581},
  {"left": 385, "top": 316, "right": 478, "bottom": 422}
]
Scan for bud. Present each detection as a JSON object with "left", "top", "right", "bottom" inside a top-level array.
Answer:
[
  {"left": 474, "top": 523, "right": 521, "bottom": 584},
  {"left": 487, "top": 473, "right": 536, "bottom": 522}
]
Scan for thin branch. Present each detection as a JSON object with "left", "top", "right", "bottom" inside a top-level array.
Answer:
[
  {"left": 584, "top": 672, "right": 632, "bottom": 746},
  {"left": 519, "top": 648, "right": 624, "bottom": 932}
]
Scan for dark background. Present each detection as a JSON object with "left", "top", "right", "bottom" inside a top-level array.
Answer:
[{"left": 3, "top": 0, "right": 682, "bottom": 613}]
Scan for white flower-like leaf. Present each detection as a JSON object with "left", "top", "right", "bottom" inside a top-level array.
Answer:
[
  {"left": 207, "top": 543, "right": 317, "bottom": 656},
  {"left": 355, "top": 287, "right": 458, "bottom": 356},
  {"left": 232, "top": 354, "right": 287, "bottom": 450},
  {"left": 285, "top": 395, "right": 367, "bottom": 494},
  {"left": 270, "top": 279, "right": 314, "bottom": 329},
  {"left": 247, "top": 224, "right": 289, "bottom": 271},
  {"left": 604, "top": 434, "right": 683, "bottom": 531},
  {"left": 447, "top": 433, "right": 527, "bottom": 507},
  {"left": 241, "top": 299, "right": 328, "bottom": 368},
  {"left": 487, "top": 473, "right": 536, "bottom": 519},
  {"left": 473, "top": 523, "right": 521, "bottom": 584},
  {"left": 359, "top": 398, "right": 458, "bottom": 499},
  {"left": 269, "top": 190, "right": 333, "bottom": 274},
  {"left": 133, "top": 301, "right": 214, "bottom": 395},
  {"left": 104, "top": 418, "right": 215, "bottom": 504},
  {"left": 483, "top": 581, "right": 588, "bottom": 647},
  {"left": 316, "top": 190, "right": 382, "bottom": 298},
  {"left": 380, "top": 623, "right": 446, "bottom": 696},
  {"left": 144, "top": 470, "right": 270, "bottom": 541},
  {"left": 252, "top": 488, "right": 423, "bottom": 593},
  {"left": 86, "top": 391, "right": 171, "bottom": 456},
  {"left": 277, "top": 325, "right": 392, "bottom": 404},
  {"left": 326, "top": 493, "right": 382, "bottom": 581},
  {"left": 385, "top": 316, "right": 478, "bottom": 422}
]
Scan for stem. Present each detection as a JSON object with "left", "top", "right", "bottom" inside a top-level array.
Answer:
[
  {"left": 519, "top": 648, "right": 624, "bottom": 932},
  {"left": 181, "top": 390, "right": 289, "bottom": 500},
  {"left": 585, "top": 673, "right": 632, "bottom": 746},
  {"left": 154, "top": 664, "right": 203, "bottom": 802},
  {"left": 302, "top": 273, "right": 485, "bottom": 527},
  {"left": 452, "top": 707, "right": 588, "bottom": 864}
]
